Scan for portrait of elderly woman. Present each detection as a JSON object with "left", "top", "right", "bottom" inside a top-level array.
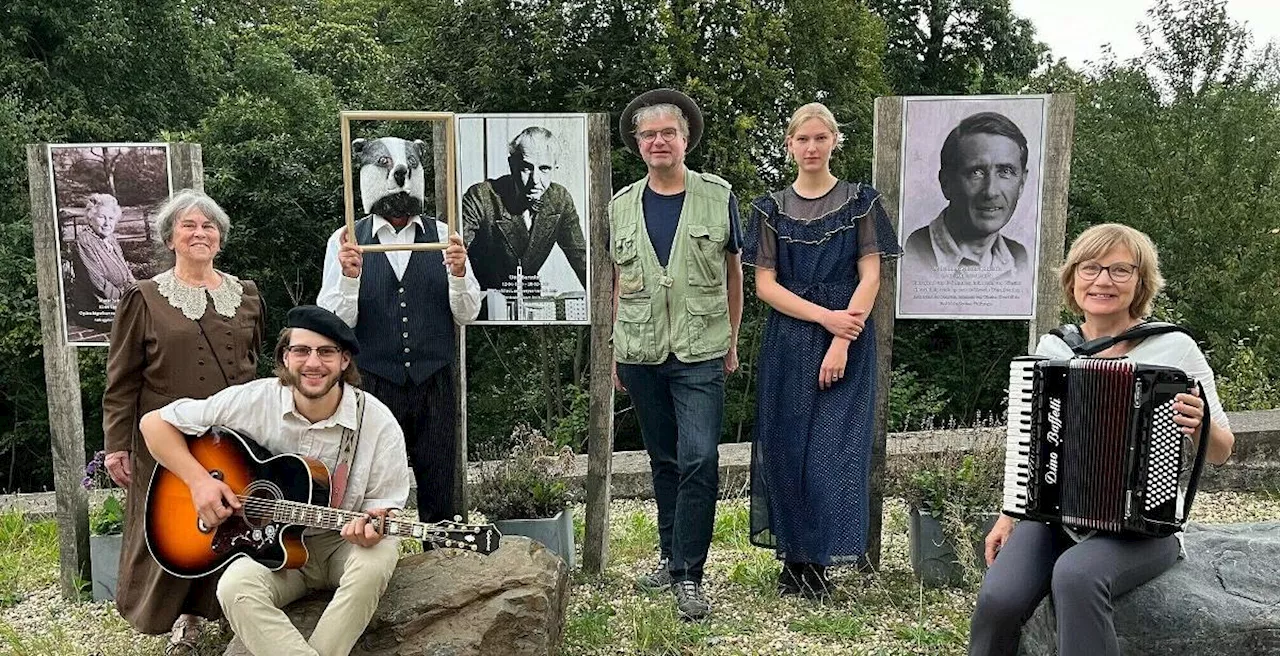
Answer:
[
  {"left": 49, "top": 143, "right": 172, "bottom": 343},
  {"left": 71, "top": 193, "right": 135, "bottom": 307}
]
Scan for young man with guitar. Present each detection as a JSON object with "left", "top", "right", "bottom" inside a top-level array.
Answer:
[{"left": 141, "top": 305, "right": 411, "bottom": 656}]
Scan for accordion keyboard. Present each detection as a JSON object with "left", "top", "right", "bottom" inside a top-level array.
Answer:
[{"left": 1003, "top": 357, "right": 1038, "bottom": 515}]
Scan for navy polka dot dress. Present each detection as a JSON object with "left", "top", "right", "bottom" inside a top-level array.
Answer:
[{"left": 743, "top": 181, "right": 902, "bottom": 566}]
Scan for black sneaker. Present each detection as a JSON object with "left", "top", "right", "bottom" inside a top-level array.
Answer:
[
  {"left": 800, "top": 564, "right": 834, "bottom": 601},
  {"left": 635, "top": 557, "right": 673, "bottom": 593},
  {"left": 672, "top": 579, "right": 711, "bottom": 620},
  {"left": 778, "top": 562, "right": 804, "bottom": 596}
]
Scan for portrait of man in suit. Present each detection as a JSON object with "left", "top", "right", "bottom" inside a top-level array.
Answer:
[{"left": 461, "top": 125, "right": 588, "bottom": 298}]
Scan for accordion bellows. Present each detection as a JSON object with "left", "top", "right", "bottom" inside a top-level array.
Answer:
[{"left": 1003, "top": 356, "right": 1208, "bottom": 538}]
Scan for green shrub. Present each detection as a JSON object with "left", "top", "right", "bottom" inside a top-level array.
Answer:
[
  {"left": 470, "top": 424, "right": 575, "bottom": 521},
  {"left": 1216, "top": 339, "right": 1280, "bottom": 411}
]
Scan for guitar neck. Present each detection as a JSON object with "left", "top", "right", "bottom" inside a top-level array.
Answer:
[{"left": 246, "top": 496, "right": 434, "bottom": 540}]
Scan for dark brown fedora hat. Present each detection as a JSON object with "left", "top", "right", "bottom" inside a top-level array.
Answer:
[{"left": 619, "top": 88, "right": 704, "bottom": 155}]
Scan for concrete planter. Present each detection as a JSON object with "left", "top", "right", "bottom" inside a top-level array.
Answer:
[
  {"left": 493, "top": 509, "right": 575, "bottom": 569},
  {"left": 90, "top": 533, "right": 123, "bottom": 601},
  {"left": 908, "top": 508, "right": 999, "bottom": 588}
]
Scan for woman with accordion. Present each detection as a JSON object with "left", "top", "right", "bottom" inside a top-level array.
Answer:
[{"left": 969, "top": 223, "right": 1235, "bottom": 656}]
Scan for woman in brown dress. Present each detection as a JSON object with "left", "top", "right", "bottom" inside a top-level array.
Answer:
[{"left": 102, "top": 189, "right": 265, "bottom": 654}]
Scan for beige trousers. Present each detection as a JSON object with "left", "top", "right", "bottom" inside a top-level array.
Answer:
[{"left": 216, "top": 531, "right": 399, "bottom": 656}]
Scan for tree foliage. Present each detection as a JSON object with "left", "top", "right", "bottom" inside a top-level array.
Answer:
[
  {"left": 869, "top": 0, "right": 1046, "bottom": 95},
  {"left": 1037, "top": 0, "right": 1280, "bottom": 407},
  {"left": 0, "top": 0, "right": 1276, "bottom": 492}
]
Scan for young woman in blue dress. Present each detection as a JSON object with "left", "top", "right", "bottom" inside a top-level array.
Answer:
[{"left": 744, "top": 103, "right": 901, "bottom": 598}]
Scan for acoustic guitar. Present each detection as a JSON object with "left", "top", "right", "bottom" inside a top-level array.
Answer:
[{"left": 146, "top": 425, "right": 501, "bottom": 578}]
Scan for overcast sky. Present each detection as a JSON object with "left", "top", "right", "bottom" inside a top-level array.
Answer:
[{"left": 1009, "top": 0, "right": 1280, "bottom": 69}]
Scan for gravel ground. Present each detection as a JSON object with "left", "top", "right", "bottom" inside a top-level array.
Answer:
[{"left": 1, "top": 492, "right": 1277, "bottom": 656}]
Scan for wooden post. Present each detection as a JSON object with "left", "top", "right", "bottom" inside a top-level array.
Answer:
[
  {"left": 433, "top": 121, "right": 469, "bottom": 518},
  {"left": 582, "top": 113, "right": 615, "bottom": 574},
  {"left": 1028, "top": 95, "right": 1076, "bottom": 351},
  {"left": 27, "top": 144, "right": 91, "bottom": 600},
  {"left": 865, "top": 97, "right": 905, "bottom": 569},
  {"left": 170, "top": 143, "right": 205, "bottom": 191}
]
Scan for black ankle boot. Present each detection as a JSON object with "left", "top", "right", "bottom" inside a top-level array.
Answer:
[
  {"left": 800, "top": 563, "right": 833, "bottom": 600},
  {"left": 778, "top": 561, "right": 805, "bottom": 595}
]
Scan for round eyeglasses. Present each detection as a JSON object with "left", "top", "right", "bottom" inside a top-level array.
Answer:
[
  {"left": 636, "top": 128, "right": 681, "bottom": 144},
  {"left": 285, "top": 345, "right": 343, "bottom": 361},
  {"left": 1077, "top": 262, "right": 1138, "bottom": 282}
]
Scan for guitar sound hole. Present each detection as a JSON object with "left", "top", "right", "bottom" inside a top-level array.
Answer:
[{"left": 243, "top": 490, "right": 275, "bottom": 528}]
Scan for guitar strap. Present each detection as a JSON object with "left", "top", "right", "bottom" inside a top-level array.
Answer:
[{"left": 328, "top": 388, "right": 366, "bottom": 509}]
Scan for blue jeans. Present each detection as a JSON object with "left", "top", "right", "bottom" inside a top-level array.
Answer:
[{"left": 618, "top": 355, "right": 725, "bottom": 583}]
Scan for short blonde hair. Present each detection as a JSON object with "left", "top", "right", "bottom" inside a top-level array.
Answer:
[
  {"left": 784, "top": 102, "right": 843, "bottom": 159},
  {"left": 1059, "top": 223, "right": 1165, "bottom": 319}
]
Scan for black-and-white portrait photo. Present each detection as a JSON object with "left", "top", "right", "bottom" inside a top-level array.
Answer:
[
  {"left": 49, "top": 144, "right": 171, "bottom": 344},
  {"left": 896, "top": 96, "right": 1046, "bottom": 319},
  {"left": 457, "top": 114, "right": 591, "bottom": 324}
]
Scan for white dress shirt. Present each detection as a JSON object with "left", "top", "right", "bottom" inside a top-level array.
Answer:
[
  {"left": 159, "top": 378, "right": 412, "bottom": 513},
  {"left": 927, "top": 211, "right": 1021, "bottom": 273},
  {"left": 317, "top": 217, "right": 483, "bottom": 327}
]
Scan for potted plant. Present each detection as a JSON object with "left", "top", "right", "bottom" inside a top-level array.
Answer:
[
  {"left": 472, "top": 424, "right": 576, "bottom": 567},
  {"left": 886, "top": 431, "right": 1004, "bottom": 588},
  {"left": 83, "top": 450, "right": 125, "bottom": 601}
]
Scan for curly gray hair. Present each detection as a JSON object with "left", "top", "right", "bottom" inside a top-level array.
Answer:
[{"left": 153, "top": 189, "right": 231, "bottom": 249}]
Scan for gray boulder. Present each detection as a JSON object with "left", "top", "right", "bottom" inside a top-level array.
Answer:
[
  {"left": 1020, "top": 522, "right": 1280, "bottom": 655},
  {"left": 224, "top": 536, "right": 570, "bottom": 656}
]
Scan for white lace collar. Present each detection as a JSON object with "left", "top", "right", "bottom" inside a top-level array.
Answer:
[{"left": 154, "top": 269, "right": 244, "bottom": 321}]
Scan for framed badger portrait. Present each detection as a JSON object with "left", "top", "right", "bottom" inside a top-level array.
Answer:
[{"left": 339, "top": 111, "right": 458, "bottom": 253}]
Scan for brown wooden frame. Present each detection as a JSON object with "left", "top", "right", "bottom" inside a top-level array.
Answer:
[{"left": 340, "top": 111, "right": 458, "bottom": 252}]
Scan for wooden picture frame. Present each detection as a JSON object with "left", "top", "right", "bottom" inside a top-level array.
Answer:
[{"left": 340, "top": 111, "right": 457, "bottom": 252}]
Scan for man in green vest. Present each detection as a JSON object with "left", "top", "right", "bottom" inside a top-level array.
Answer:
[{"left": 610, "top": 88, "right": 744, "bottom": 621}]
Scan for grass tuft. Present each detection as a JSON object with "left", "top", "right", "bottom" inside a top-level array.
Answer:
[
  {"left": 0, "top": 511, "right": 59, "bottom": 606},
  {"left": 610, "top": 509, "right": 660, "bottom": 563},
  {"left": 621, "top": 598, "right": 711, "bottom": 654},
  {"left": 788, "top": 610, "right": 865, "bottom": 639},
  {"left": 563, "top": 591, "right": 615, "bottom": 650}
]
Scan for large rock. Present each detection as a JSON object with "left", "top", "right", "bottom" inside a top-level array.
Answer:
[
  {"left": 1020, "top": 522, "right": 1280, "bottom": 655},
  {"left": 224, "top": 536, "right": 570, "bottom": 656}
]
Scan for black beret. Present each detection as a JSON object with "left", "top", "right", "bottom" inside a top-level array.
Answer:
[
  {"left": 286, "top": 305, "right": 360, "bottom": 355},
  {"left": 619, "top": 88, "right": 704, "bottom": 156}
]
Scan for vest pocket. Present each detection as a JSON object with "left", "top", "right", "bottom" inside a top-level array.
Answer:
[
  {"left": 686, "top": 224, "right": 726, "bottom": 287},
  {"left": 685, "top": 295, "right": 730, "bottom": 356},
  {"left": 614, "top": 231, "right": 645, "bottom": 296},
  {"left": 615, "top": 299, "right": 655, "bottom": 362}
]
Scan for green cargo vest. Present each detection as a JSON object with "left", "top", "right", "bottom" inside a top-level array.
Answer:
[{"left": 609, "top": 168, "right": 733, "bottom": 365}]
